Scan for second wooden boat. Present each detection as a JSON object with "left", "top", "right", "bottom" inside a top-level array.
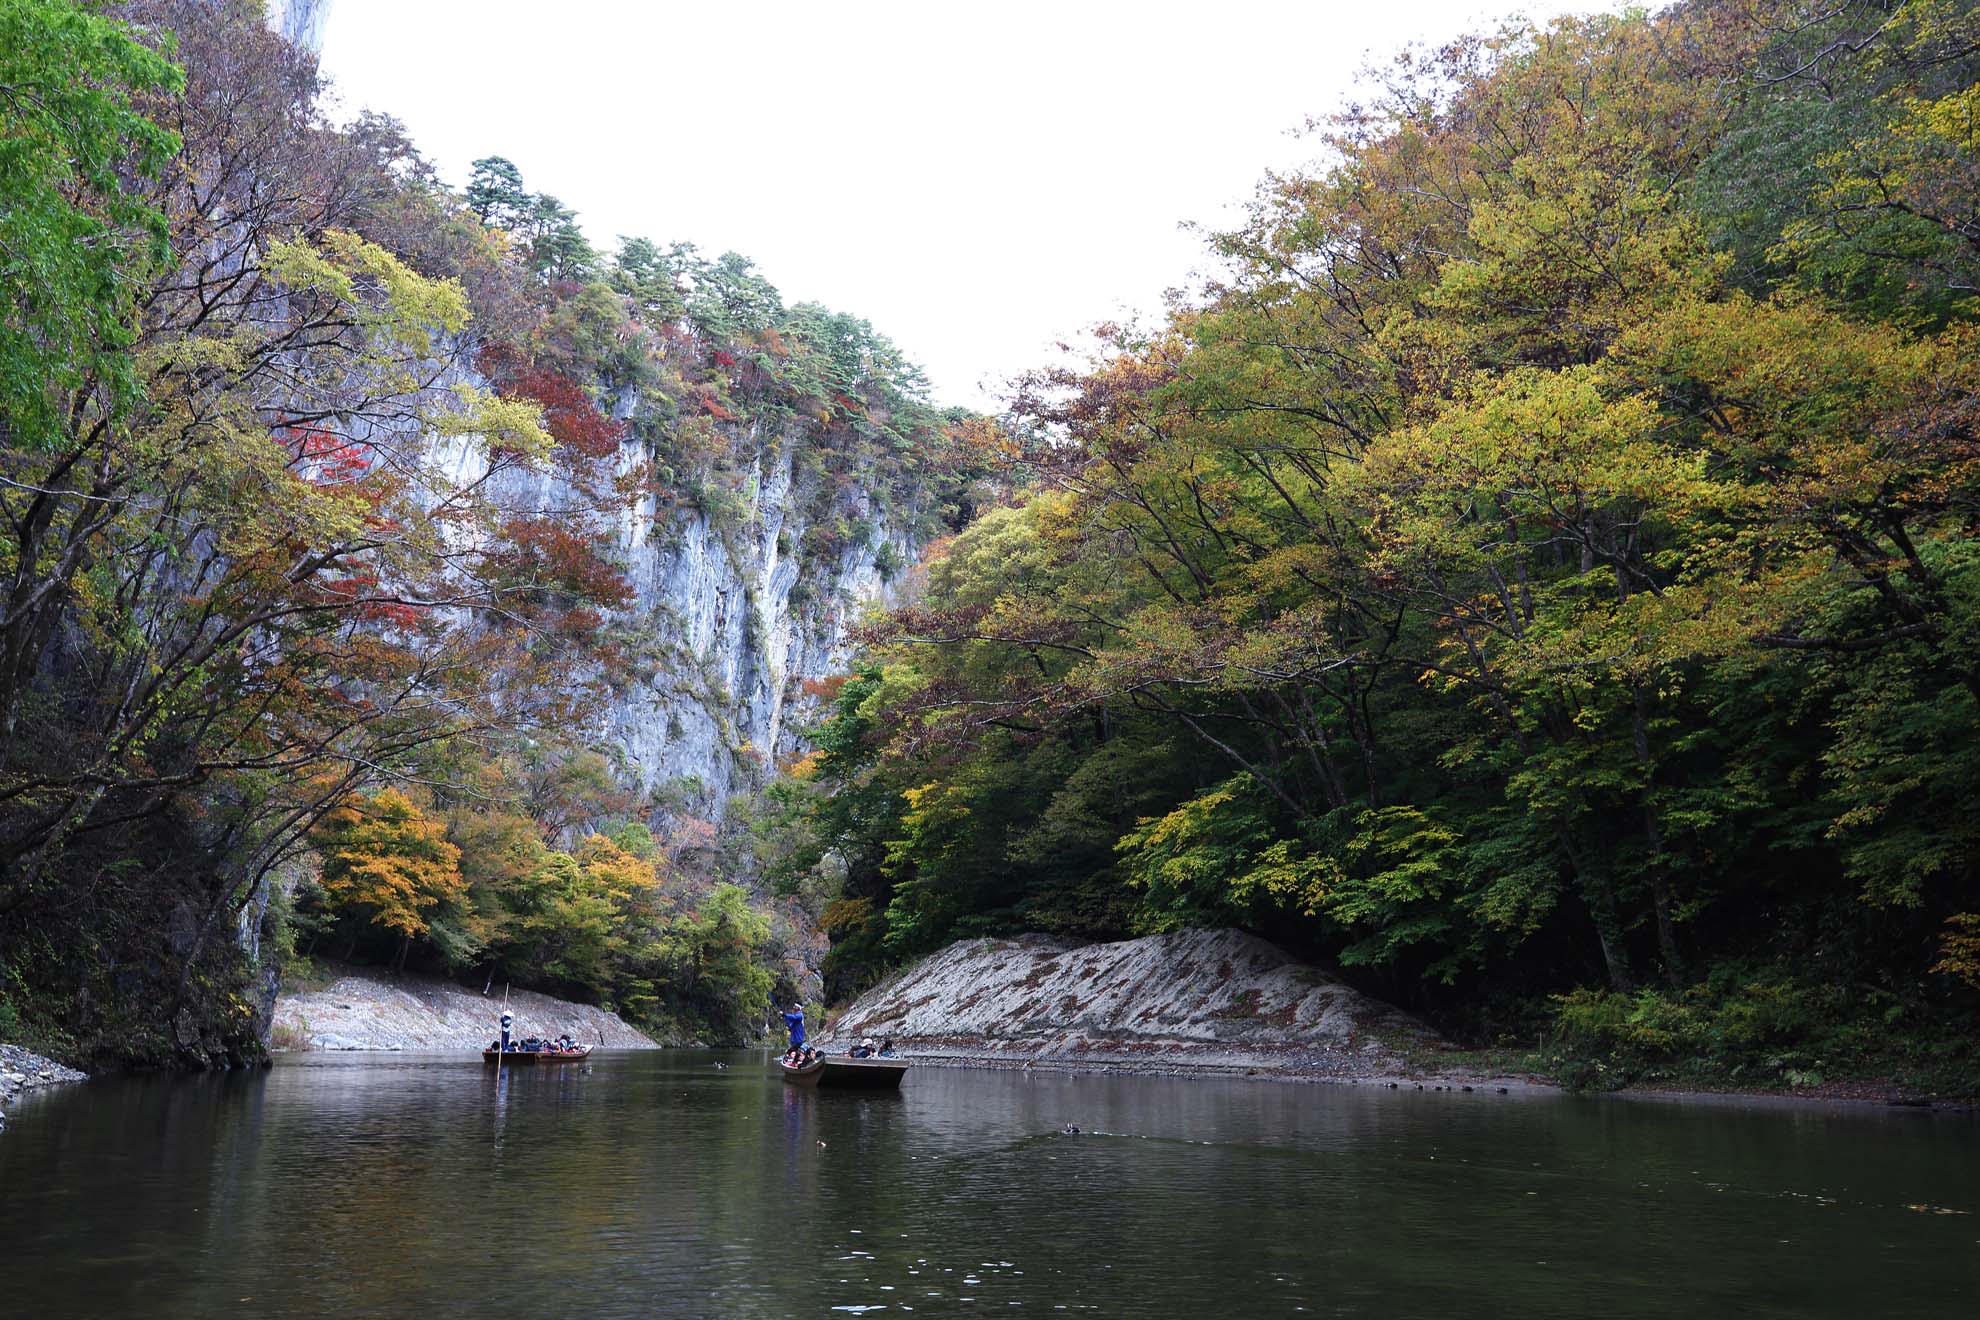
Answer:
[{"left": 483, "top": 1044, "right": 593, "bottom": 1064}]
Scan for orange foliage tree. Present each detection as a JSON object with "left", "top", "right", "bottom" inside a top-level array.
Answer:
[{"left": 313, "top": 789, "right": 466, "bottom": 964}]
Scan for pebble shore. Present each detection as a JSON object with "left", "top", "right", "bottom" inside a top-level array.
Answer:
[{"left": 0, "top": 1043, "right": 88, "bottom": 1130}]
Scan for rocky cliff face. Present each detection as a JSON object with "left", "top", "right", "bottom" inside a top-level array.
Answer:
[
  {"left": 266, "top": 0, "right": 330, "bottom": 55},
  {"left": 275, "top": 0, "right": 903, "bottom": 824},
  {"left": 594, "top": 433, "right": 913, "bottom": 817},
  {"left": 828, "top": 930, "right": 1446, "bottom": 1079},
  {"left": 431, "top": 399, "right": 917, "bottom": 822},
  {"left": 259, "top": 5, "right": 908, "bottom": 814}
]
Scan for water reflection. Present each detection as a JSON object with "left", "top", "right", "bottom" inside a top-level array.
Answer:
[{"left": 0, "top": 1053, "right": 1974, "bottom": 1318}]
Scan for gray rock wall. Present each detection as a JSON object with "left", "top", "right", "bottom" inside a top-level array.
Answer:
[
  {"left": 591, "top": 435, "right": 913, "bottom": 817},
  {"left": 427, "top": 382, "right": 916, "bottom": 823},
  {"left": 0, "top": 1045, "right": 87, "bottom": 1131},
  {"left": 266, "top": 0, "right": 330, "bottom": 55}
]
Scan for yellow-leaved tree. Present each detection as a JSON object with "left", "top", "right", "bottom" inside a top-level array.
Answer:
[{"left": 313, "top": 789, "right": 465, "bottom": 968}]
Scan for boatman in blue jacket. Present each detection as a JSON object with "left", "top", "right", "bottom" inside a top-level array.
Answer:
[{"left": 782, "top": 1003, "right": 805, "bottom": 1052}]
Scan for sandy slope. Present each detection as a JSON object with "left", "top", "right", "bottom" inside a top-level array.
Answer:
[{"left": 272, "top": 964, "right": 656, "bottom": 1051}]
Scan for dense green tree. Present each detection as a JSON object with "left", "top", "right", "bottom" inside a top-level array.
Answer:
[
  {"left": 0, "top": 0, "right": 181, "bottom": 452},
  {"left": 611, "top": 236, "right": 688, "bottom": 323},
  {"left": 465, "top": 154, "right": 529, "bottom": 228},
  {"left": 659, "top": 884, "right": 773, "bottom": 1040},
  {"left": 520, "top": 193, "right": 597, "bottom": 282}
]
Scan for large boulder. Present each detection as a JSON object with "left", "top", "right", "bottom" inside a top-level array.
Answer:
[{"left": 829, "top": 929, "right": 1442, "bottom": 1077}]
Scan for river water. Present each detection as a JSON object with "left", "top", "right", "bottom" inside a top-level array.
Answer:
[{"left": 0, "top": 1051, "right": 1974, "bottom": 1318}]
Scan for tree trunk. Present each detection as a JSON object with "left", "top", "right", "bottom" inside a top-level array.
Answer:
[
  {"left": 1590, "top": 888, "right": 1635, "bottom": 993},
  {"left": 1632, "top": 685, "right": 1684, "bottom": 987},
  {"left": 1563, "top": 836, "right": 1634, "bottom": 991}
]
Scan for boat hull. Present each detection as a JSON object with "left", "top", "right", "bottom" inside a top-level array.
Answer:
[
  {"left": 780, "top": 1056, "right": 909, "bottom": 1089},
  {"left": 779, "top": 1059, "right": 826, "bottom": 1086},
  {"left": 483, "top": 1046, "right": 592, "bottom": 1065}
]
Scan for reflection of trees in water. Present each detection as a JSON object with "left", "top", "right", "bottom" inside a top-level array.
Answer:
[{"left": 9, "top": 1057, "right": 1980, "bottom": 1317}]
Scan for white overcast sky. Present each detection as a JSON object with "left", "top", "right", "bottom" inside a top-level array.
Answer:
[{"left": 317, "top": 1, "right": 1623, "bottom": 411}]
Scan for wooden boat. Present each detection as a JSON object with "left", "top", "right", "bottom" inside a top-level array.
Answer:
[
  {"left": 779, "top": 1053, "right": 909, "bottom": 1090},
  {"left": 483, "top": 1043, "right": 593, "bottom": 1065}
]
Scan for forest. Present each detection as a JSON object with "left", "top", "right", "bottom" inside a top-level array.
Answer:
[
  {"left": 3, "top": 0, "right": 1977, "bottom": 1092},
  {"left": 761, "top": 0, "right": 1980, "bottom": 1091}
]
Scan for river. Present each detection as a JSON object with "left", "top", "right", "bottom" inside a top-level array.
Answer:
[{"left": 0, "top": 1051, "right": 1974, "bottom": 1318}]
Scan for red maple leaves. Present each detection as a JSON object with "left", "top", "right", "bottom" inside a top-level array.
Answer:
[
  {"left": 474, "top": 344, "right": 626, "bottom": 459},
  {"left": 499, "top": 517, "right": 635, "bottom": 609},
  {"left": 278, "top": 417, "right": 372, "bottom": 483}
]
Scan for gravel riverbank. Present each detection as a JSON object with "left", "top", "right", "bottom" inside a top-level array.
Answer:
[
  {"left": 273, "top": 964, "right": 658, "bottom": 1051},
  {"left": 0, "top": 1044, "right": 88, "bottom": 1130}
]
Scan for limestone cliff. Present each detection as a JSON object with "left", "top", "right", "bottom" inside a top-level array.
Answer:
[
  {"left": 429, "top": 399, "right": 918, "bottom": 823},
  {"left": 591, "top": 432, "right": 914, "bottom": 817},
  {"left": 273, "top": 8, "right": 903, "bottom": 824},
  {"left": 265, "top": 0, "right": 329, "bottom": 54}
]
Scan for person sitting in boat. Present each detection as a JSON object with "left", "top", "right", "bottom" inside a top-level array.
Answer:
[{"left": 878, "top": 1038, "right": 895, "bottom": 1057}]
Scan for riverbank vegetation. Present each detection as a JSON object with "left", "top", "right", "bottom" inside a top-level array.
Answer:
[
  {"left": 767, "top": 0, "right": 1980, "bottom": 1095},
  {"left": 0, "top": 0, "right": 986, "bottom": 1065}
]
